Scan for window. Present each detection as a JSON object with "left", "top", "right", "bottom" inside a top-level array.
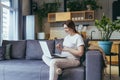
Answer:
[{"left": 0, "top": 0, "right": 18, "bottom": 44}]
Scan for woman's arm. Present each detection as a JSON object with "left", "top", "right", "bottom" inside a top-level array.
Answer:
[{"left": 62, "top": 45, "right": 84, "bottom": 56}]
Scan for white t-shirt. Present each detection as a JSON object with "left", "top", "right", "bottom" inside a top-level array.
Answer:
[{"left": 61, "top": 34, "right": 84, "bottom": 59}]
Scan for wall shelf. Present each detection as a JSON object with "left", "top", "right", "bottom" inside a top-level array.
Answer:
[{"left": 48, "top": 10, "right": 94, "bottom": 22}]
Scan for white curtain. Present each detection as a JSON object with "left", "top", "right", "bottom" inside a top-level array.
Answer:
[{"left": 0, "top": 0, "right": 18, "bottom": 45}]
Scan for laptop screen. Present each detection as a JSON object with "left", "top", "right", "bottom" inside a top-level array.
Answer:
[{"left": 39, "top": 41, "right": 53, "bottom": 58}]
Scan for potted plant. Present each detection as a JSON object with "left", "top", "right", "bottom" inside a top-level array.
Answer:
[
  {"left": 81, "top": 0, "right": 102, "bottom": 10},
  {"left": 66, "top": 0, "right": 81, "bottom": 11},
  {"left": 66, "top": 0, "right": 102, "bottom": 11},
  {"left": 32, "top": 1, "right": 60, "bottom": 39},
  {"left": 95, "top": 15, "right": 120, "bottom": 54}
]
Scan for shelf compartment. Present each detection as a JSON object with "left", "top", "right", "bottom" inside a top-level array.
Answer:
[{"left": 56, "top": 12, "right": 70, "bottom": 21}]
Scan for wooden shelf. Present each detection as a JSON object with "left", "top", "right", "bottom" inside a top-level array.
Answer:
[{"left": 48, "top": 10, "right": 94, "bottom": 22}]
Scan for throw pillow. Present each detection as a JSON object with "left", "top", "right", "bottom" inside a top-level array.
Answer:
[
  {"left": 11, "top": 41, "right": 26, "bottom": 59},
  {"left": 26, "top": 40, "right": 44, "bottom": 60},
  {"left": 45, "top": 40, "right": 55, "bottom": 55},
  {"left": 0, "top": 46, "right": 5, "bottom": 60},
  {"left": 4, "top": 44, "right": 12, "bottom": 59}
]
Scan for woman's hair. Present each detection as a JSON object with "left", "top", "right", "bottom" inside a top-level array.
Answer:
[{"left": 64, "top": 20, "right": 78, "bottom": 33}]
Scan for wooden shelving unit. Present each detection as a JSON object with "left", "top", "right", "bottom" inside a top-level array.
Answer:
[{"left": 48, "top": 10, "right": 94, "bottom": 22}]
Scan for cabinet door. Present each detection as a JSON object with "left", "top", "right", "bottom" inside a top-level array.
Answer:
[{"left": 56, "top": 12, "right": 70, "bottom": 21}]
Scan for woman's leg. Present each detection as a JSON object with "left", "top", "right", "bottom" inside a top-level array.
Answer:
[{"left": 49, "top": 58, "right": 80, "bottom": 80}]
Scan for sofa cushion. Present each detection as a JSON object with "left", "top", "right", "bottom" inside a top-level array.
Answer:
[
  {"left": 2, "top": 40, "right": 26, "bottom": 59},
  {"left": 54, "top": 39, "right": 64, "bottom": 54},
  {"left": 0, "top": 60, "right": 49, "bottom": 80},
  {"left": 60, "top": 66, "right": 85, "bottom": 80},
  {"left": 45, "top": 40, "right": 55, "bottom": 55},
  {"left": 0, "top": 46, "right": 5, "bottom": 60},
  {"left": 26, "top": 40, "right": 55, "bottom": 60},
  {"left": 26, "top": 40, "right": 44, "bottom": 60}
]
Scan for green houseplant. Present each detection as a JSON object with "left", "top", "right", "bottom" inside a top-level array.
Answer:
[
  {"left": 81, "top": 0, "right": 102, "bottom": 10},
  {"left": 66, "top": 0, "right": 81, "bottom": 11},
  {"left": 95, "top": 15, "right": 120, "bottom": 41},
  {"left": 66, "top": 0, "right": 102, "bottom": 11},
  {"left": 32, "top": 1, "right": 60, "bottom": 39},
  {"left": 95, "top": 15, "right": 120, "bottom": 54},
  {"left": 32, "top": 1, "right": 60, "bottom": 32}
]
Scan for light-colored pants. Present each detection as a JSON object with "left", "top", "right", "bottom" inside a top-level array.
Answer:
[{"left": 42, "top": 55, "right": 80, "bottom": 80}]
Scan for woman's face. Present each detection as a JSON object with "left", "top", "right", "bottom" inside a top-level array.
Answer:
[{"left": 63, "top": 24, "right": 72, "bottom": 34}]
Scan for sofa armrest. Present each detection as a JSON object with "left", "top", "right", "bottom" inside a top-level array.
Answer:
[{"left": 86, "top": 50, "right": 103, "bottom": 80}]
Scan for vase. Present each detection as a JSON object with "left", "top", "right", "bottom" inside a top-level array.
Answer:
[
  {"left": 98, "top": 41, "right": 113, "bottom": 55},
  {"left": 37, "top": 32, "right": 45, "bottom": 39}
]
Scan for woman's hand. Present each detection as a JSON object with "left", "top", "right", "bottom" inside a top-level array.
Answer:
[{"left": 56, "top": 43, "right": 63, "bottom": 51}]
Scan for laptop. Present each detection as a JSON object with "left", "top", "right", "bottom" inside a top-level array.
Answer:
[{"left": 39, "top": 41, "right": 66, "bottom": 58}]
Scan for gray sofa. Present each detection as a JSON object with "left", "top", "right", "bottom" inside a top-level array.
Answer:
[{"left": 0, "top": 39, "right": 104, "bottom": 80}]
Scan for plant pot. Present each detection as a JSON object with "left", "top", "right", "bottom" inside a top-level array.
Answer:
[
  {"left": 86, "top": 5, "right": 91, "bottom": 10},
  {"left": 67, "top": 8, "right": 70, "bottom": 12},
  {"left": 98, "top": 41, "right": 113, "bottom": 55},
  {"left": 37, "top": 32, "right": 45, "bottom": 39}
]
